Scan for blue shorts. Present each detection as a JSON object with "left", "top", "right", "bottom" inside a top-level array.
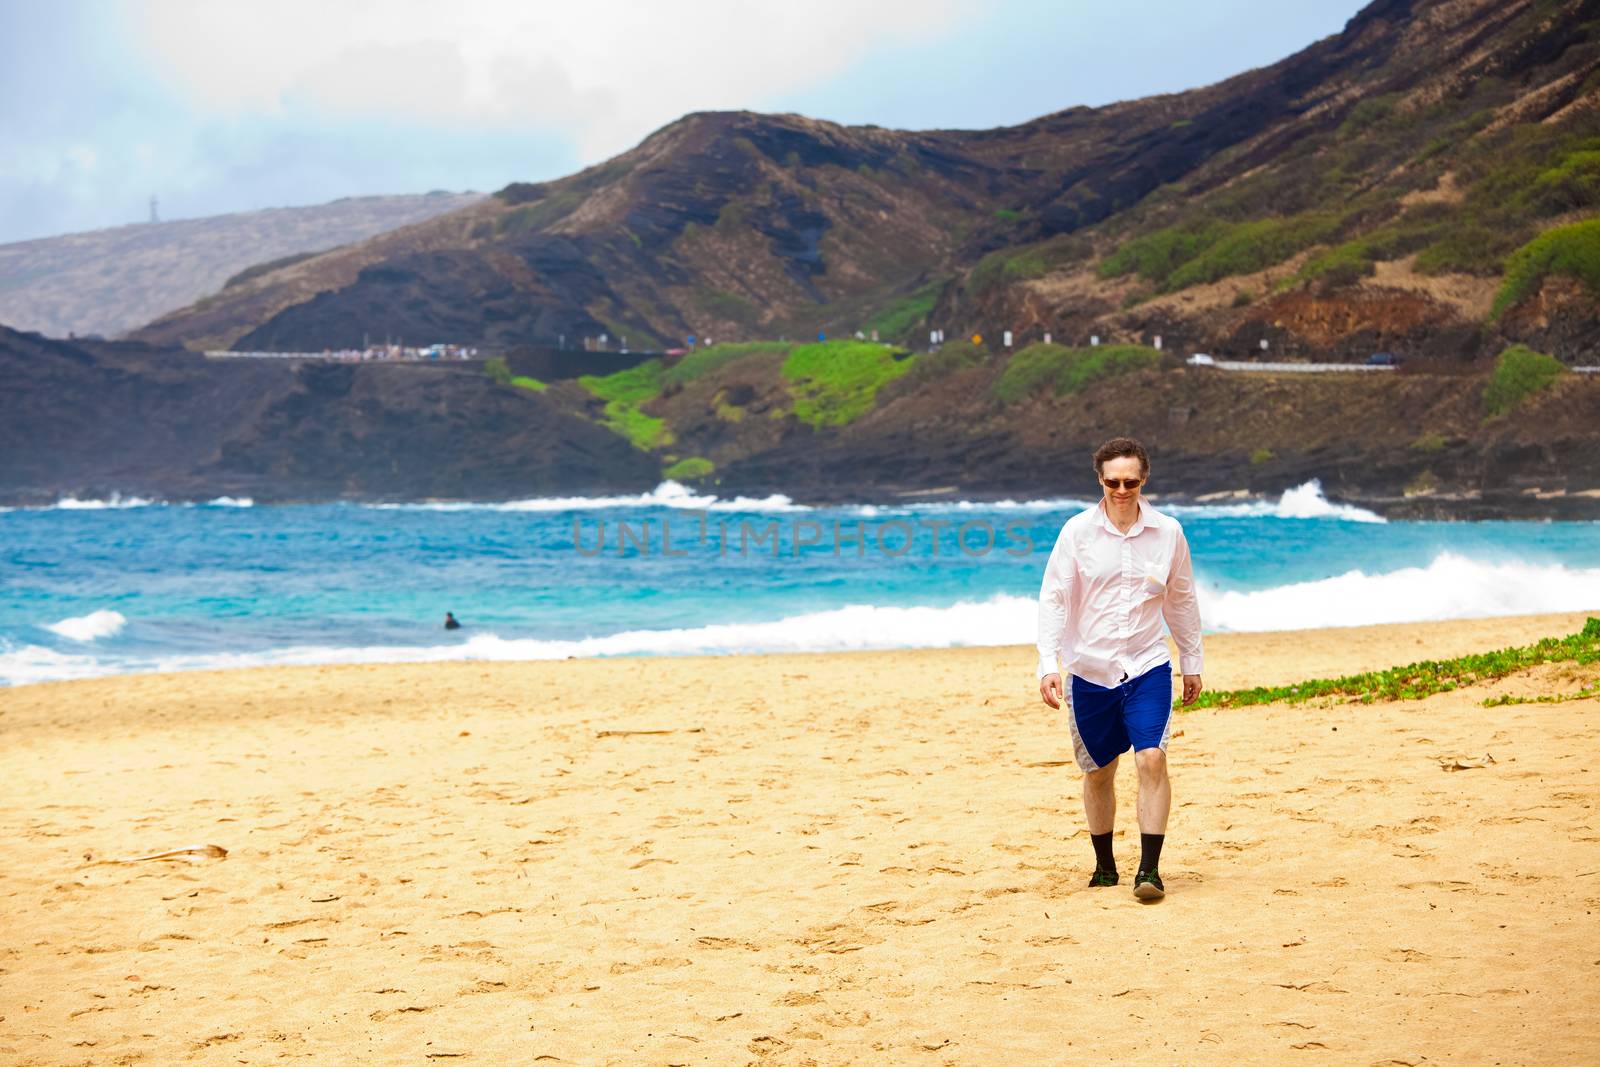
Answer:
[{"left": 1067, "top": 663, "right": 1174, "bottom": 772}]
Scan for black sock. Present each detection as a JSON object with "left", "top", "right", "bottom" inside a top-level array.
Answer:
[
  {"left": 1140, "top": 833, "right": 1164, "bottom": 874},
  {"left": 1091, "top": 831, "right": 1116, "bottom": 872}
]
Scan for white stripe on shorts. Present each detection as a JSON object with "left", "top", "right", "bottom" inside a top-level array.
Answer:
[{"left": 1066, "top": 698, "right": 1100, "bottom": 773}]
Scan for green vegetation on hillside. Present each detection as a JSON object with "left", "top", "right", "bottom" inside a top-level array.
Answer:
[
  {"left": 969, "top": 235, "right": 1091, "bottom": 298},
  {"left": 1188, "top": 618, "right": 1600, "bottom": 709},
  {"left": 485, "top": 357, "right": 548, "bottom": 394},
  {"left": 1410, "top": 432, "right": 1449, "bottom": 453},
  {"left": 900, "top": 339, "right": 986, "bottom": 388},
  {"left": 970, "top": 249, "right": 1048, "bottom": 296},
  {"left": 1481, "top": 345, "right": 1567, "bottom": 417},
  {"left": 1285, "top": 217, "right": 1443, "bottom": 289},
  {"left": 663, "top": 456, "right": 714, "bottom": 481},
  {"left": 696, "top": 288, "right": 759, "bottom": 324},
  {"left": 993, "top": 343, "right": 1161, "bottom": 405},
  {"left": 1100, "top": 213, "right": 1341, "bottom": 294},
  {"left": 663, "top": 342, "right": 792, "bottom": 386},
  {"left": 1095, "top": 99, "right": 1600, "bottom": 304},
  {"left": 1407, "top": 131, "right": 1600, "bottom": 277},
  {"left": 1490, "top": 217, "right": 1600, "bottom": 319},
  {"left": 578, "top": 360, "right": 670, "bottom": 449},
  {"left": 1098, "top": 221, "right": 1230, "bottom": 286},
  {"left": 862, "top": 281, "right": 944, "bottom": 341},
  {"left": 781, "top": 340, "right": 913, "bottom": 428}
]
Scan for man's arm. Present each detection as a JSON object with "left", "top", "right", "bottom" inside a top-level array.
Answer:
[
  {"left": 1163, "top": 524, "right": 1204, "bottom": 702},
  {"left": 1036, "top": 526, "right": 1076, "bottom": 703}
]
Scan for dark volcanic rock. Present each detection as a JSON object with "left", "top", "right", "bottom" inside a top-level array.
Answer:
[{"left": 0, "top": 327, "right": 657, "bottom": 504}]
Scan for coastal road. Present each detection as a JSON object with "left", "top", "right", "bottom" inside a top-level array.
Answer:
[{"left": 1210, "top": 360, "right": 1394, "bottom": 373}]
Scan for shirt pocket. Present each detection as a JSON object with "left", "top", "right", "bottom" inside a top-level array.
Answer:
[{"left": 1141, "top": 564, "right": 1167, "bottom": 600}]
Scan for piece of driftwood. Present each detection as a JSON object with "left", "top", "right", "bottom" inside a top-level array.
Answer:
[
  {"left": 88, "top": 844, "right": 229, "bottom": 865},
  {"left": 594, "top": 728, "right": 705, "bottom": 738},
  {"left": 1439, "top": 754, "right": 1496, "bottom": 771}
]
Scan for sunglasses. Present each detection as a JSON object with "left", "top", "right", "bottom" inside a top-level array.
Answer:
[{"left": 1101, "top": 478, "right": 1144, "bottom": 490}]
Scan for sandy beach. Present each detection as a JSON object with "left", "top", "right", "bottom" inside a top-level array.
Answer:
[{"left": 2, "top": 611, "right": 1597, "bottom": 1065}]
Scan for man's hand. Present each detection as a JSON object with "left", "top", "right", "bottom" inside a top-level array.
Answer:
[
  {"left": 1040, "top": 672, "right": 1064, "bottom": 709},
  {"left": 1182, "top": 674, "right": 1203, "bottom": 706}
]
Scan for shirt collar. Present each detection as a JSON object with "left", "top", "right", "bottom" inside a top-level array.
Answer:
[{"left": 1096, "top": 497, "right": 1153, "bottom": 537}]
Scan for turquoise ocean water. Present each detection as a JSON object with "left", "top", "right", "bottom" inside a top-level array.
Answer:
[{"left": 2, "top": 481, "right": 1597, "bottom": 686}]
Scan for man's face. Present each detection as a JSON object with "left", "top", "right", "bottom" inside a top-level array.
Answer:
[{"left": 1099, "top": 455, "right": 1145, "bottom": 507}]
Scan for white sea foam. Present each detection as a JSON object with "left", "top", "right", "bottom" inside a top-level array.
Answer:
[
  {"left": 0, "top": 643, "right": 113, "bottom": 685},
  {"left": 366, "top": 481, "right": 805, "bottom": 513},
  {"left": 45, "top": 610, "right": 127, "bottom": 642},
  {"left": 52, "top": 494, "right": 160, "bottom": 510},
  {"left": 1162, "top": 480, "right": 1385, "bottom": 523},
  {"left": 845, "top": 496, "right": 1098, "bottom": 518},
  {"left": 1200, "top": 553, "right": 1600, "bottom": 632},
  {"left": 351, "top": 478, "right": 1377, "bottom": 521},
  {"left": 0, "top": 597, "right": 1033, "bottom": 686},
  {"left": 0, "top": 479, "right": 1378, "bottom": 520}
]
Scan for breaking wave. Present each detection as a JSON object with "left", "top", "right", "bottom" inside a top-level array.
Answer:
[{"left": 45, "top": 610, "right": 128, "bottom": 642}]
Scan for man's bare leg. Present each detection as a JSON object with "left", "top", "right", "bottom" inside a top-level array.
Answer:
[
  {"left": 1083, "top": 756, "right": 1119, "bottom": 884},
  {"left": 1134, "top": 747, "right": 1170, "bottom": 833},
  {"left": 1084, "top": 756, "right": 1119, "bottom": 831}
]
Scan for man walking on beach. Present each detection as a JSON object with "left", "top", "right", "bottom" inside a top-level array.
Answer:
[{"left": 1037, "top": 437, "right": 1204, "bottom": 901}]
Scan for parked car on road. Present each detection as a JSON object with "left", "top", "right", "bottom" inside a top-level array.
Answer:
[
  {"left": 1187, "top": 353, "right": 1216, "bottom": 366},
  {"left": 1366, "top": 351, "right": 1399, "bottom": 366}
]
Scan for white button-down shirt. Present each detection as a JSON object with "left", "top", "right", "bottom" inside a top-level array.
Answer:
[{"left": 1036, "top": 498, "right": 1204, "bottom": 688}]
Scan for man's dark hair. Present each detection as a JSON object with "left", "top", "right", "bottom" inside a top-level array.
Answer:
[{"left": 1093, "top": 436, "right": 1149, "bottom": 476}]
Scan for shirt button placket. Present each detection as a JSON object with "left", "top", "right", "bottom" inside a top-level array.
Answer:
[{"left": 1120, "top": 539, "right": 1133, "bottom": 677}]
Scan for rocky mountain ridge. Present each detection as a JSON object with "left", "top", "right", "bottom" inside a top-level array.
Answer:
[
  {"left": 131, "top": 0, "right": 1600, "bottom": 365},
  {"left": 0, "top": 192, "right": 482, "bottom": 341}
]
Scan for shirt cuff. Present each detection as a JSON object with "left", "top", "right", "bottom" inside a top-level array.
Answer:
[
  {"left": 1037, "top": 655, "right": 1058, "bottom": 679},
  {"left": 1179, "top": 654, "right": 1203, "bottom": 676}
]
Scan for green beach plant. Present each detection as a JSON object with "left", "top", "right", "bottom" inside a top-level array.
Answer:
[{"left": 1186, "top": 617, "right": 1600, "bottom": 710}]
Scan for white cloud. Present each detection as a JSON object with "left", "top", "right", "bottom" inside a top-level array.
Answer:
[
  {"left": 127, "top": 0, "right": 976, "bottom": 161},
  {"left": 66, "top": 144, "right": 99, "bottom": 172}
]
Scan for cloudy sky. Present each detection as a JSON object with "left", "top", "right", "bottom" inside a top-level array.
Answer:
[{"left": 1, "top": 0, "right": 1368, "bottom": 244}]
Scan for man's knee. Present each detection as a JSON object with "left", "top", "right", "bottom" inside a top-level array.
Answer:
[
  {"left": 1134, "top": 747, "right": 1167, "bottom": 779},
  {"left": 1085, "top": 756, "right": 1119, "bottom": 784}
]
